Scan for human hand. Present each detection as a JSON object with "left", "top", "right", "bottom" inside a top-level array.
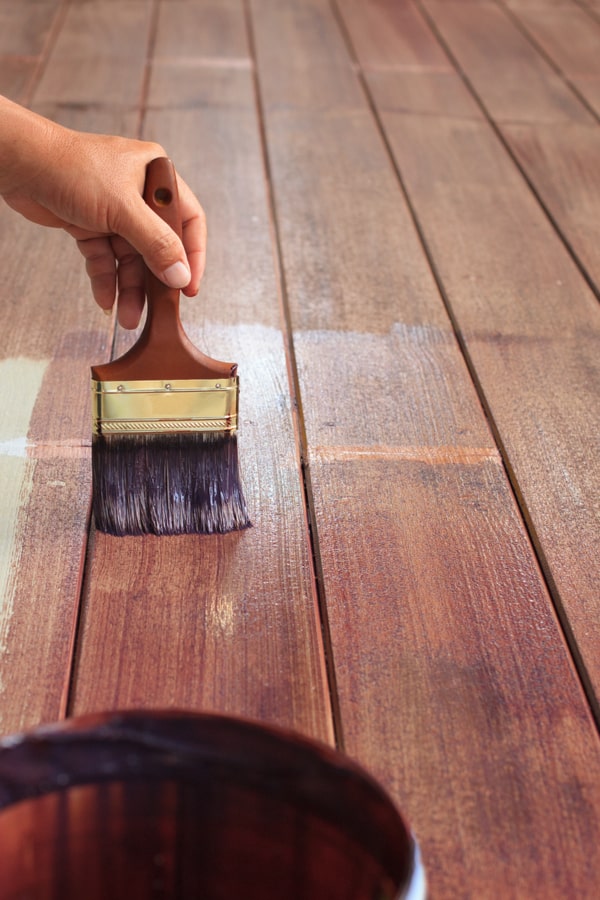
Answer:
[{"left": 0, "top": 98, "right": 206, "bottom": 328}]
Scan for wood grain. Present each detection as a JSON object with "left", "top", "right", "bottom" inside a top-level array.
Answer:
[
  {"left": 1, "top": 1, "right": 599, "bottom": 896},
  {"left": 418, "top": 0, "right": 600, "bottom": 293},
  {"left": 0, "top": 217, "right": 104, "bottom": 734},
  {"left": 0, "top": 0, "right": 59, "bottom": 56},
  {"left": 508, "top": 4, "right": 600, "bottom": 117},
  {"left": 153, "top": 0, "right": 249, "bottom": 62},
  {"left": 0, "top": 4, "right": 151, "bottom": 734},
  {"left": 70, "top": 2, "right": 333, "bottom": 742},
  {"left": 33, "top": 0, "right": 153, "bottom": 108},
  {"left": 337, "top": 0, "right": 451, "bottom": 72},
  {"left": 341, "top": 0, "right": 600, "bottom": 696},
  {"left": 420, "top": 0, "right": 594, "bottom": 124},
  {"left": 502, "top": 120, "right": 600, "bottom": 293},
  {"left": 0, "top": 0, "right": 62, "bottom": 101},
  {"left": 310, "top": 455, "right": 600, "bottom": 898},
  {"left": 253, "top": 0, "right": 600, "bottom": 894}
]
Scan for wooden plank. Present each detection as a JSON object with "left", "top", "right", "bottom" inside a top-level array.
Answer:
[
  {"left": 310, "top": 455, "right": 600, "bottom": 898},
  {"left": 153, "top": 0, "right": 248, "bottom": 61},
  {"left": 420, "top": 0, "right": 594, "bottom": 124},
  {"left": 0, "top": 3, "right": 152, "bottom": 734},
  {"left": 502, "top": 120, "right": 600, "bottom": 292},
  {"left": 0, "top": 58, "right": 38, "bottom": 102},
  {"left": 343, "top": 0, "right": 600, "bottom": 702},
  {"left": 0, "top": 0, "right": 59, "bottom": 56},
  {"left": 69, "top": 3, "right": 334, "bottom": 741},
  {"left": 0, "top": 214, "right": 103, "bottom": 735},
  {"left": 419, "top": 1, "right": 600, "bottom": 292},
  {"left": 251, "top": 0, "right": 600, "bottom": 894},
  {"left": 333, "top": 0, "right": 451, "bottom": 72},
  {"left": 33, "top": 0, "right": 153, "bottom": 108},
  {"left": 0, "top": 0, "right": 62, "bottom": 101},
  {"left": 507, "top": 4, "right": 600, "bottom": 117}
]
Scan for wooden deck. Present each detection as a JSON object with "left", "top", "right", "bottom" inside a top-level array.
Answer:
[{"left": 1, "top": 0, "right": 599, "bottom": 895}]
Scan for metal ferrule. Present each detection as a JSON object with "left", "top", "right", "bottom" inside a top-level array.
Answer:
[{"left": 92, "top": 377, "right": 239, "bottom": 436}]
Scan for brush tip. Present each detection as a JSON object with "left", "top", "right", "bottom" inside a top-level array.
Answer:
[{"left": 92, "top": 432, "right": 251, "bottom": 537}]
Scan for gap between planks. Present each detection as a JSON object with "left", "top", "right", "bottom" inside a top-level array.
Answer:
[{"left": 242, "top": 0, "right": 347, "bottom": 749}]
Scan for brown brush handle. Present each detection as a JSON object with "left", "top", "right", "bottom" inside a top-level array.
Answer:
[{"left": 91, "top": 157, "right": 236, "bottom": 382}]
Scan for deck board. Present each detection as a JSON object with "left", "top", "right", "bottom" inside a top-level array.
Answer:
[
  {"left": 0, "top": 214, "right": 102, "bottom": 733},
  {"left": 69, "top": 0, "right": 334, "bottom": 741},
  {"left": 419, "top": 0, "right": 600, "bottom": 291},
  {"left": 508, "top": 3, "right": 600, "bottom": 117},
  {"left": 421, "top": 0, "right": 593, "bottom": 124},
  {"left": 310, "top": 455, "right": 600, "bottom": 898},
  {"left": 1, "top": 0, "right": 599, "bottom": 895},
  {"left": 33, "top": 0, "right": 153, "bottom": 108},
  {"left": 252, "top": 0, "right": 600, "bottom": 893},
  {"left": 337, "top": 0, "right": 600, "bottom": 706},
  {"left": 0, "top": 0, "right": 62, "bottom": 102}
]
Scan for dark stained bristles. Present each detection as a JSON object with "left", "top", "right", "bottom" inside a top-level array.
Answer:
[{"left": 92, "top": 432, "right": 250, "bottom": 536}]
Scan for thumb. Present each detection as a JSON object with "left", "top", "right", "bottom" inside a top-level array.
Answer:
[{"left": 113, "top": 193, "right": 191, "bottom": 289}]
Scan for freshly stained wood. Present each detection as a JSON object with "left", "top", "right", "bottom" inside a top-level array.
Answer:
[
  {"left": 0, "top": 0, "right": 61, "bottom": 101},
  {"left": 70, "top": 7, "right": 333, "bottom": 741},
  {"left": 253, "top": 0, "right": 600, "bottom": 893},
  {"left": 417, "top": 2, "right": 600, "bottom": 287},
  {"left": 0, "top": 0, "right": 59, "bottom": 57},
  {"left": 508, "top": 4, "right": 600, "bottom": 117},
  {"left": 33, "top": 0, "right": 153, "bottom": 108},
  {"left": 420, "top": 0, "right": 594, "bottom": 124},
  {"left": 502, "top": 120, "right": 600, "bottom": 291},
  {"left": 342, "top": 1, "right": 600, "bottom": 704},
  {"left": 0, "top": 214, "right": 104, "bottom": 734},
  {"left": 310, "top": 455, "right": 600, "bottom": 898},
  {"left": 1, "top": 0, "right": 600, "bottom": 895}
]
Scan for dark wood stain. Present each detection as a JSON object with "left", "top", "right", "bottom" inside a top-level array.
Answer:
[{"left": 1, "top": 0, "right": 599, "bottom": 896}]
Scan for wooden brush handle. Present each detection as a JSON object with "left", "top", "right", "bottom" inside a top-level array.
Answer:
[{"left": 91, "top": 157, "right": 236, "bottom": 382}]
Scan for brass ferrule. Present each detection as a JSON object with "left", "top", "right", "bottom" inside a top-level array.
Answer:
[{"left": 92, "top": 377, "right": 239, "bottom": 436}]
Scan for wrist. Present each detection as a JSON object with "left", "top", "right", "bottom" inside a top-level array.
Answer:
[{"left": 0, "top": 97, "right": 70, "bottom": 197}]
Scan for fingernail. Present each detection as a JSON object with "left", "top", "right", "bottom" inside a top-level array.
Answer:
[
  {"left": 103, "top": 307, "right": 112, "bottom": 316},
  {"left": 162, "top": 261, "right": 191, "bottom": 289}
]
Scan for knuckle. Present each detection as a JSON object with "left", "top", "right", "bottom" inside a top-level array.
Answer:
[{"left": 147, "top": 229, "right": 179, "bottom": 263}]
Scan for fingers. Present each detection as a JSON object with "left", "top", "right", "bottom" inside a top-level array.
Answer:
[
  {"left": 75, "top": 155, "right": 207, "bottom": 326},
  {"left": 112, "top": 236, "right": 146, "bottom": 330},
  {"left": 77, "top": 236, "right": 116, "bottom": 312},
  {"left": 77, "top": 235, "right": 145, "bottom": 329},
  {"left": 109, "top": 192, "right": 191, "bottom": 290}
]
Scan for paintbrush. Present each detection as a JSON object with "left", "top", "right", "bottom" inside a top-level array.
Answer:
[{"left": 91, "top": 157, "right": 250, "bottom": 536}]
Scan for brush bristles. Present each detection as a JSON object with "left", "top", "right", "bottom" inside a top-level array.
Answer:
[{"left": 92, "top": 432, "right": 250, "bottom": 536}]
